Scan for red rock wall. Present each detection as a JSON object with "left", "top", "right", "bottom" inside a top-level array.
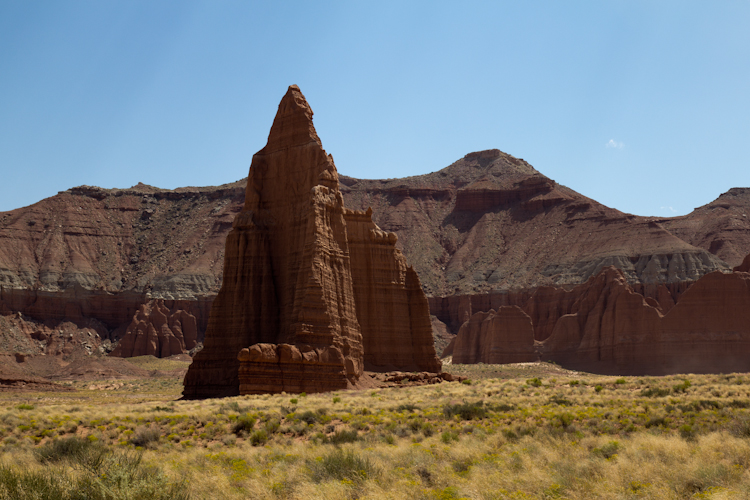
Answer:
[
  {"left": 451, "top": 306, "right": 536, "bottom": 364},
  {"left": 345, "top": 209, "right": 441, "bottom": 372},
  {"left": 450, "top": 265, "right": 750, "bottom": 375}
]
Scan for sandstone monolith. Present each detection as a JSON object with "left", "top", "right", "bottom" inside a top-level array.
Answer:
[{"left": 183, "top": 85, "right": 439, "bottom": 398}]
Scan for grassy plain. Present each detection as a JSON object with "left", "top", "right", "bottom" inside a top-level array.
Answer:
[{"left": 2, "top": 360, "right": 750, "bottom": 499}]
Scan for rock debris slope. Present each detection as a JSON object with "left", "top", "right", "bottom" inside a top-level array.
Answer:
[{"left": 182, "top": 86, "right": 439, "bottom": 399}]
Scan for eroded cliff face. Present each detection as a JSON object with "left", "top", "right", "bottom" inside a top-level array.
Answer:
[
  {"left": 341, "top": 149, "right": 736, "bottom": 296},
  {"left": 182, "top": 86, "right": 439, "bottom": 398},
  {"left": 345, "top": 208, "right": 441, "bottom": 372},
  {"left": 110, "top": 300, "right": 198, "bottom": 358},
  {"left": 448, "top": 265, "right": 750, "bottom": 375}
]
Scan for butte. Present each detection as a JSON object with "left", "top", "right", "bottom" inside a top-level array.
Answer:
[{"left": 182, "top": 85, "right": 441, "bottom": 398}]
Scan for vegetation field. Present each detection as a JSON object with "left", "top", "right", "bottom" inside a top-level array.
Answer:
[{"left": 2, "top": 361, "right": 750, "bottom": 499}]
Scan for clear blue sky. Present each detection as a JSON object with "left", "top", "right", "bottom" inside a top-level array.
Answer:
[{"left": 1, "top": 1, "right": 748, "bottom": 216}]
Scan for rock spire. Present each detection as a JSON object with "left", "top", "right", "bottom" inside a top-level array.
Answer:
[{"left": 183, "top": 86, "right": 440, "bottom": 398}]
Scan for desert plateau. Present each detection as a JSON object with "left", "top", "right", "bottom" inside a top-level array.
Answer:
[{"left": 0, "top": 82, "right": 749, "bottom": 499}]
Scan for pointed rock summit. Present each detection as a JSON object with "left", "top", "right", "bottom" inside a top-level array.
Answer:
[{"left": 183, "top": 86, "right": 440, "bottom": 398}]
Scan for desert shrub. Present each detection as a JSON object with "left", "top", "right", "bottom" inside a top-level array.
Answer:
[
  {"left": 0, "top": 466, "right": 68, "bottom": 500},
  {"left": 249, "top": 429, "right": 268, "bottom": 446},
  {"left": 569, "top": 380, "right": 580, "bottom": 386},
  {"left": 264, "top": 418, "right": 280, "bottom": 434},
  {"left": 679, "top": 424, "right": 696, "bottom": 440},
  {"left": 640, "top": 387, "right": 670, "bottom": 398},
  {"left": 673, "top": 379, "right": 692, "bottom": 393},
  {"left": 440, "top": 431, "right": 459, "bottom": 444},
  {"left": 558, "top": 413, "right": 574, "bottom": 429},
  {"left": 527, "top": 377, "right": 542, "bottom": 388},
  {"left": 408, "top": 419, "right": 424, "bottom": 433},
  {"left": 6, "top": 443, "right": 190, "bottom": 500},
  {"left": 728, "top": 400, "right": 750, "bottom": 409},
  {"left": 451, "top": 457, "right": 474, "bottom": 474},
  {"left": 443, "top": 401, "right": 487, "bottom": 420},
  {"left": 34, "top": 436, "right": 102, "bottom": 464},
  {"left": 729, "top": 415, "right": 750, "bottom": 438},
  {"left": 16, "top": 404, "right": 34, "bottom": 411},
  {"left": 548, "top": 396, "right": 571, "bottom": 407},
  {"left": 395, "top": 403, "right": 420, "bottom": 413},
  {"left": 594, "top": 385, "right": 603, "bottom": 393},
  {"left": 645, "top": 416, "right": 667, "bottom": 428},
  {"left": 308, "top": 449, "right": 377, "bottom": 484},
  {"left": 231, "top": 413, "right": 257, "bottom": 435},
  {"left": 328, "top": 429, "right": 359, "bottom": 445},
  {"left": 502, "top": 429, "right": 518, "bottom": 442},
  {"left": 592, "top": 440, "right": 621, "bottom": 459},
  {"left": 130, "top": 426, "right": 161, "bottom": 448},
  {"left": 695, "top": 399, "right": 721, "bottom": 410},
  {"left": 297, "top": 411, "right": 318, "bottom": 425},
  {"left": 615, "top": 378, "right": 627, "bottom": 385},
  {"left": 332, "top": 397, "right": 341, "bottom": 404}
]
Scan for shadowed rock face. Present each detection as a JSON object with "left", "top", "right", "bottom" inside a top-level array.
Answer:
[
  {"left": 447, "top": 264, "right": 750, "bottom": 375},
  {"left": 182, "top": 86, "right": 439, "bottom": 398}
]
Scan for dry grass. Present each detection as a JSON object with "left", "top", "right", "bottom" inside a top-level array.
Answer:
[{"left": 2, "top": 362, "right": 750, "bottom": 498}]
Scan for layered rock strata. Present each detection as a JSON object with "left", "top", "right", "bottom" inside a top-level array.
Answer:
[
  {"left": 110, "top": 300, "right": 198, "bottom": 358},
  {"left": 345, "top": 208, "right": 441, "bottom": 372},
  {"left": 183, "top": 86, "right": 439, "bottom": 398},
  {"left": 448, "top": 265, "right": 750, "bottom": 375}
]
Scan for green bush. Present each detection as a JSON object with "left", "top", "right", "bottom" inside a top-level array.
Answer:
[
  {"left": 249, "top": 429, "right": 268, "bottom": 446},
  {"left": 328, "top": 429, "right": 359, "bottom": 444},
  {"left": 592, "top": 440, "right": 621, "bottom": 459},
  {"left": 527, "top": 377, "right": 542, "bottom": 387},
  {"left": 34, "top": 436, "right": 102, "bottom": 465},
  {"left": 297, "top": 411, "right": 318, "bottom": 425},
  {"left": 640, "top": 387, "right": 670, "bottom": 398},
  {"left": 308, "top": 449, "right": 377, "bottom": 484},
  {"left": 6, "top": 440, "right": 190, "bottom": 500},
  {"left": 395, "top": 403, "right": 420, "bottom": 413},
  {"left": 130, "top": 426, "right": 161, "bottom": 448},
  {"left": 443, "top": 401, "right": 487, "bottom": 420},
  {"left": 440, "top": 431, "right": 459, "bottom": 444},
  {"left": 231, "top": 413, "right": 257, "bottom": 435},
  {"left": 672, "top": 380, "right": 692, "bottom": 393}
]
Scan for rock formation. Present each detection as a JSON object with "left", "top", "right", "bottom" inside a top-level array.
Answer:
[
  {"left": 0, "top": 85, "right": 749, "bottom": 374},
  {"left": 344, "top": 208, "right": 441, "bottom": 372},
  {"left": 448, "top": 264, "right": 750, "bottom": 375},
  {"left": 735, "top": 253, "right": 750, "bottom": 272},
  {"left": 110, "top": 299, "right": 198, "bottom": 358},
  {"left": 451, "top": 306, "right": 536, "bottom": 364},
  {"left": 183, "top": 85, "right": 440, "bottom": 398}
]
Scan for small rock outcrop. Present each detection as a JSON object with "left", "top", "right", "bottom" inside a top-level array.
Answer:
[
  {"left": 182, "top": 86, "right": 440, "bottom": 399},
  {"left": 110, "top": 299, "right": 198, "bottom": 358}
]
